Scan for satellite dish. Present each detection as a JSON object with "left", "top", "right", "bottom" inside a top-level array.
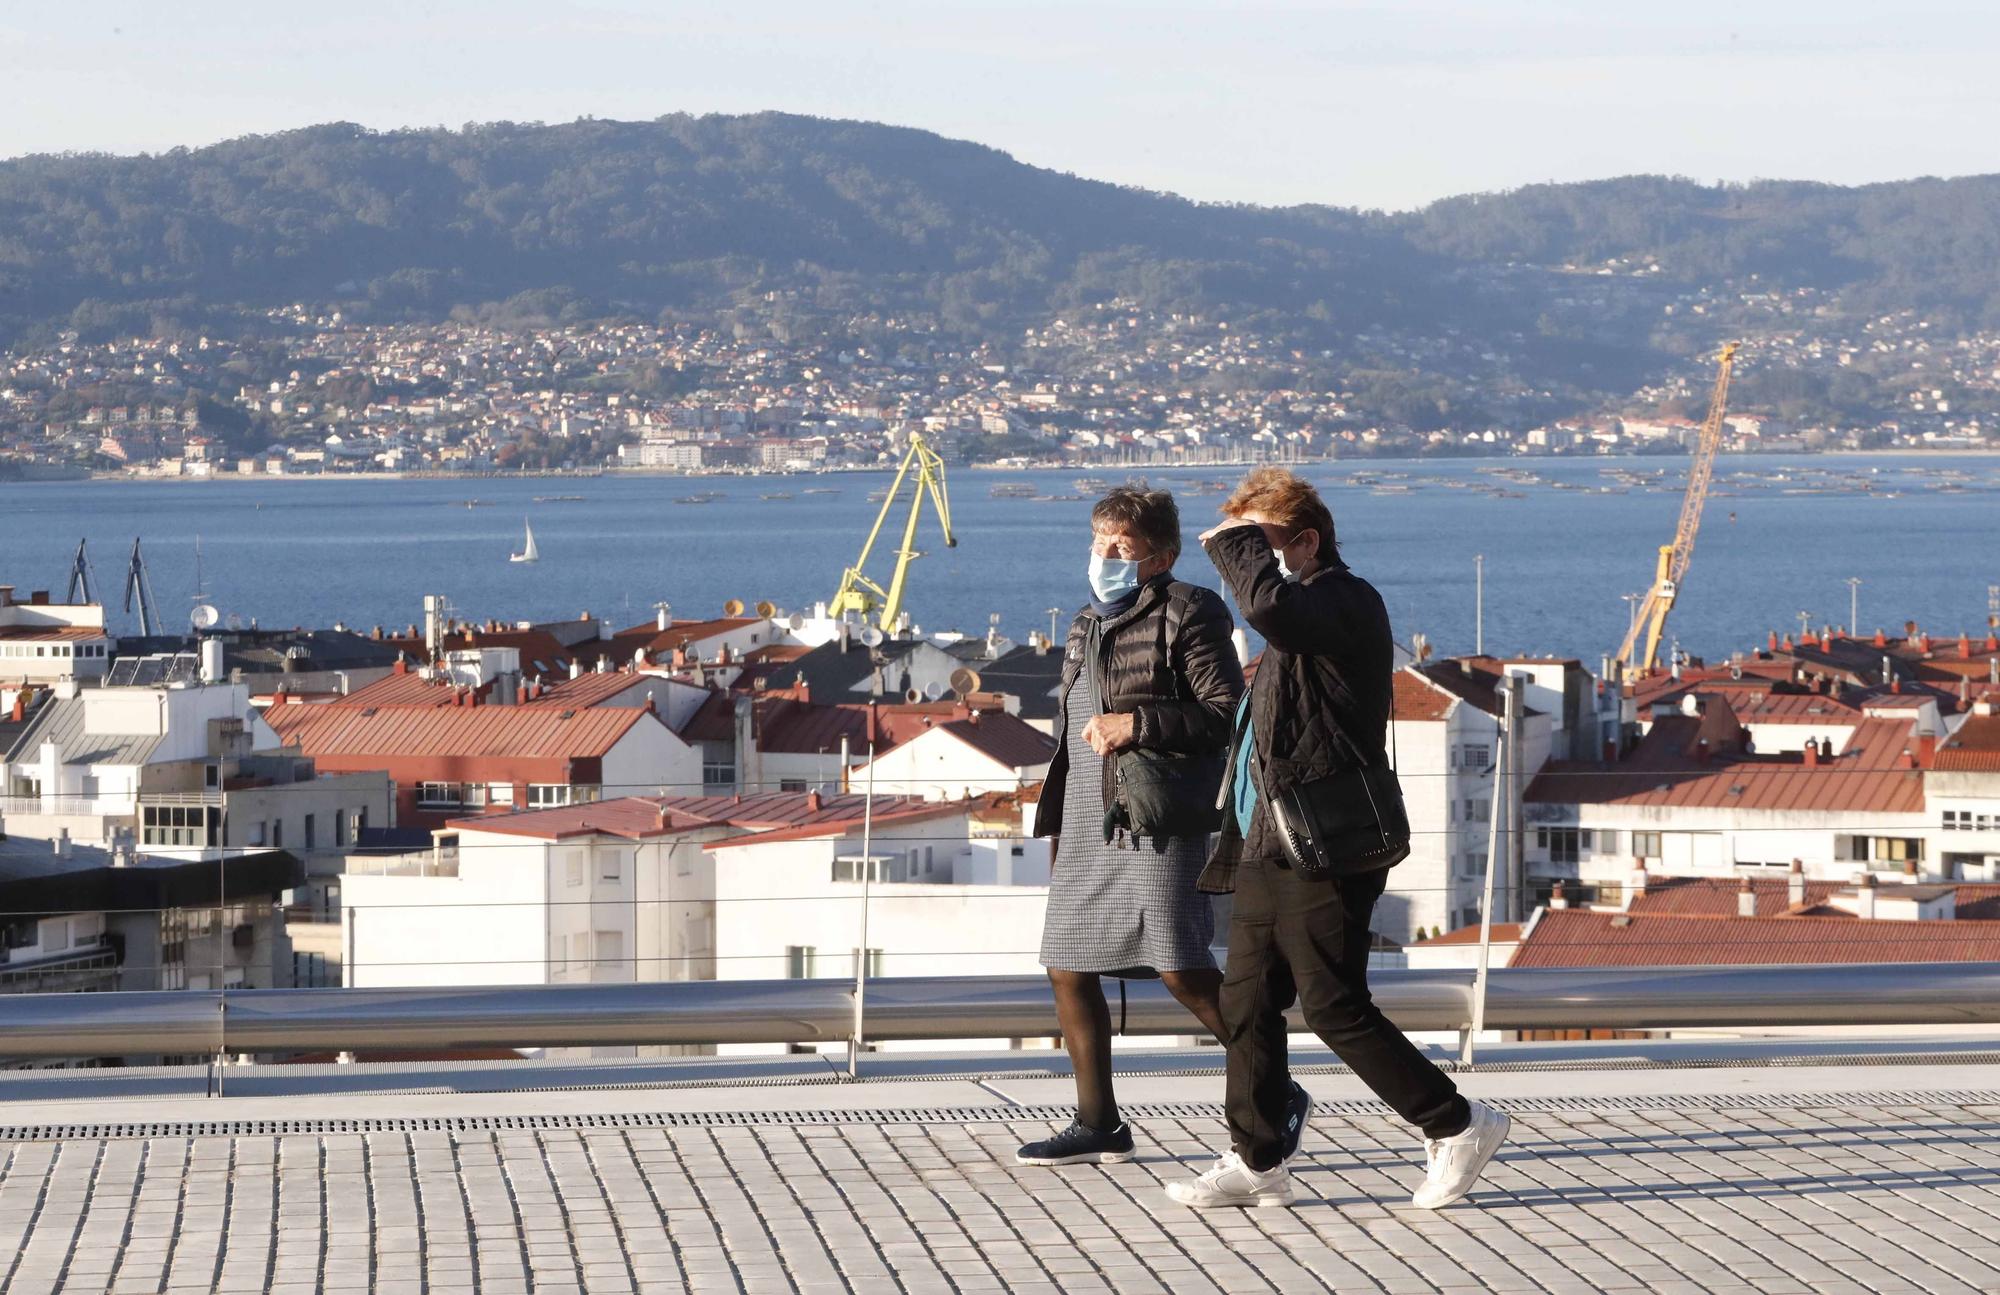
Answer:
[
  {"left": 724, "top": 598, "right": 746, "bottom": 617},
  {"left": 190, "top": 604, "right": 220, "bottom": 630},
  {"left": 755, "top": 600, "right": 778, "bottom": 619},
  {"left": 787, "top": 613, "right": 808, "bottom": 633},
  {"left": 860, "top": 626, "right": 885, "bottom": 648},
  {"left": 905, "top": 687, "right": 923, "bottom": 703},
  {"left": 949, "top": 667, "right": 982, "bottom": 697},
  {"left": 923, "top": 681, "right": 946, "bottom": 701}
]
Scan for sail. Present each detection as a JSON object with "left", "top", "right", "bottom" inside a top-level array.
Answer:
[{"left": 512, "top": 520, "right": 540, "bottom": 563}]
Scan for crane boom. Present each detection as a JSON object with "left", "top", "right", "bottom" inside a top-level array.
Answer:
[
  {"left": 828, "top": 430, "right": 956, "bottom": 633},
  {"left": 1615, "top": 341, "right": 1739, "bottom": 674}
]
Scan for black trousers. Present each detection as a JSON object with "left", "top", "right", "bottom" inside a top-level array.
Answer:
[{"left": 1221, "top": 855, "right": 1469, "bottom": 1169}]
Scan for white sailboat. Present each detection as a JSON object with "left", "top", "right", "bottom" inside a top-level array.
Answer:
[{"left": 510, "top": 519, "right": 540, "bottom": 564}]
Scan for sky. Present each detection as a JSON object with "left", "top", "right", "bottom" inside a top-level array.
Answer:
[{"left": 4, "top": 0, "right": 1998, "bottom": 210}]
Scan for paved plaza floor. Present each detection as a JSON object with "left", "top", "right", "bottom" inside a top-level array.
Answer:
[{"left": 3, "top": 1049, "right": 2000, "bottom": 1293}]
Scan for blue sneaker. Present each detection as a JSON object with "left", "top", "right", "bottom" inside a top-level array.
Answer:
[
  {"left": 1016, "top": 1120, "right": 1136, "bottom": 1166},
  {"left": 1280, "top": 1082, "right": 1313, "bottom": 1165}
]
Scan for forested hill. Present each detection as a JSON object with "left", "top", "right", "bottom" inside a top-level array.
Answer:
[
  {"left": 2, "top": 112, "right": 1997, "bottom": 372},
  {"left": 0, "top": 114, "right": 1432, "bottom": 345}
]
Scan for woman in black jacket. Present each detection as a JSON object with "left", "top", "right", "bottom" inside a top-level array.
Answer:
[
  {"left": 1166, "top": 467, "right": 1509, "bottom": 1211},
  {"left": 1019, "top": 486, "right": 1246, "bottom": 1167}
]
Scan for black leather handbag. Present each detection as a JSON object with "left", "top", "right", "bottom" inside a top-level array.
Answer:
[
  {"left": 1262, "top": 685, "right": 1410, "bottom": 880},
  {"left": 1268, "top": 762, "right": 1411, "bottom": 880}
]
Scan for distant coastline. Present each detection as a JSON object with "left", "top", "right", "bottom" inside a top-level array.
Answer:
[{"left": 0, "top": 444, "right": 1983, "bottom": 487}]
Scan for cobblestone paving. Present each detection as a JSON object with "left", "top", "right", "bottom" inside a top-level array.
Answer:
[{"left": 5, "top": 1098, "right": 2000, "bottom": 1293}]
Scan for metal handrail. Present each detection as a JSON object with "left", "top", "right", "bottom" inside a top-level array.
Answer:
[{"left": 4, "top": 963, "right": 2000, "bottom": 1059}]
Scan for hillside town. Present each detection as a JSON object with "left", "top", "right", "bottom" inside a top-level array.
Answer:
[
  {"left": 3, "top": 570, "right": 1998, "bottom": 1059},
  {"left": 1, "top": 287, "right": 1995, "bottom": 480}
]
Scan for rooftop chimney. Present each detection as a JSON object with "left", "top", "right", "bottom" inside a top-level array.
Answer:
[
  {"left": 54, "top": 827, "right": 72, "bottom": 860},
  {"left": 1856, "top": 872, "right": 1878, "bottom": 920},
  {"left": 1872, "top": 628, "right": 1887, "bottom": 648},
  {"left": 657, "top": 604, "right": 672, "bottom": 632},
  {"left": 1548, "top": 881, "right": 1568, "bottom": 910},
  {"left": 1802, "top": 737, "right": 1821, "bottom": 767},
  {"left": 1788, "top": 859, "right": 1806, "bottom": 906},
  {"left": 1904, "top": 858, "right": 1922, "bottom": 883},
  {"left": 1737, "top": 877, "right": 1757, "bottom": 918},
  {"left": 569, "top": 658, "right": 582, "bottom": 680},
  {"left": 806, "top": 789, "right": 823, "bottom": 812},
  {"left": 1626, "top": 864, "right": 1649, "bottom": 906}
]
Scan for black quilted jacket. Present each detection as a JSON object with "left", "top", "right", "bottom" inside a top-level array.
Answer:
[
  {"left": 1031, "top": 573, "right": 1244, "bottom": 841},
  {"left": 1198, "top": 524, "right": 1395, "bottom": 893}
]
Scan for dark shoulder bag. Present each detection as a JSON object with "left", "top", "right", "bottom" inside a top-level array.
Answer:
[
  {"left": 1264, "top": 676, "right": 1410, "bottom": 879},
  {"left": 1091, "top": 589, "right": 1226, "bottom": 841}
]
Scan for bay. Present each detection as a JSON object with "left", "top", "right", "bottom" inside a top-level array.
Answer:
[{"left": 0, "top": 452, "right": 1991, "bottom": 665}]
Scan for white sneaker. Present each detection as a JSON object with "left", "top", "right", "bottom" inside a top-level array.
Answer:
[
  {"left": 1164, "top": 1152, "right": 1296, "bottom": 1209},
  {"left": 1410, "top": 1100, "right": 1510, "bottom": 1209}
]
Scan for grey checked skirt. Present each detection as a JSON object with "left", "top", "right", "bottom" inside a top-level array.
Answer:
[{"left": 1038, "top": 664, "right": 1218, "bottom": 976}]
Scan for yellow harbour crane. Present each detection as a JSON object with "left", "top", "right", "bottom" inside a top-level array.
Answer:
[
  {"left": 829, "top": 430, "right": 956, "bottom": 633},
  {"left": 1615, "top": 341, "right": 1740, "bottom": 675}
]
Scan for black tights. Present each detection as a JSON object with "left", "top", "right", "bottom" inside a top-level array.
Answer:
[{"left": 1048, "top": 967, "right": 1228, "bottom": 1130}]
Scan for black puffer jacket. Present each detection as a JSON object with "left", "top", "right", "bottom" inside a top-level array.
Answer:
[
  {"left": 1198, "top": 524, "right": 1395, "bottom": 893},
  {"left": 1032, "top": 573, "right": 1244, "bottom": 841}
]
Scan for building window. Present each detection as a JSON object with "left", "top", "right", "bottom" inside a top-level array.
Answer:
[
  {"left": 1461, "top": 744, "right": 1491, "bottom": 770},
  {"left": 1464, "top": 799, "right": 1490, "bottom": 824},
  {"left": 785, "top": 945, "right": 815, "bottom": 978},
  {"left": 461, "top": 783, "right": 488, "bottom": 808},
  {"left": 527, "top": 784, "right": 572, "bottom": 808},
  {"left": 418, "top": 781, "right": 461, "bottom": 807},
  {"left": 303, "top": 814, "right": 316, "bottom": 850},
  {"left": 599, "top": 850, "right": 623, "bottom": 882},
  {"left": 595, "top": 931, "right": 624, "bottom": 964},
  {"left": 204, "top": 764, "right": 219, "bottom": 789},
  {"left": 488, "top": 782, "right": 515, "bottom": 806},
  {"left": 141, "top": 804, "right": 220, "bottom": 848},
  {"left": 334, "top": 813, "right": 347, "bottom": 848},
  {"left": 565, "top": 851, "right": 585, "bottom": 887},
  {"left": 832, "top": 857, "right": 886, "bottom": 883},
  {"left": 1870, "top": 837, "right": 1922, "bottom": 864},
  {"left": 1633, "top": 831, "right": 1662, "bottom": 860},
  {"left": 1537, "top": 827, "right": 1582, "bottom": 865},
  {"left": 703, "top": 759, "right": 734, "bottom": 790},
  {"left": 1596, "top": 829, "right": 1619, "bottom": 855},
  {"left": 779, "top": 779, "right": 808, "bottom": 793}
]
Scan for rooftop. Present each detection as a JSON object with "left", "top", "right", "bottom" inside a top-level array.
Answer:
[{"left": 3, "top": 1041, "right": 1997, "bottom": 1293}]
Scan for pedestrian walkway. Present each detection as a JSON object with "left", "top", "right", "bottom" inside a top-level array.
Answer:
[{"left": 4, "top": 1049, "right": 2000, "bottom": 1293}]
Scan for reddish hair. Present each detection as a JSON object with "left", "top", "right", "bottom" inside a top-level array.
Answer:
[{"left": 1221, "top": 467, "right": 1337, "bottom": 558}]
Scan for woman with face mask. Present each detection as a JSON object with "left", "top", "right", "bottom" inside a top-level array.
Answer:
[
  {"left": 1168, "top": 467, "right": 1508, "bottom": 1212},
  {"left": 1018, "top": 486, "right": 1250, "bottom": 1168}
]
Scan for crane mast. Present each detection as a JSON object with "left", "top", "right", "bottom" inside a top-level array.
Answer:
[
  {"left": 1615, "top": 341, "right": 1740, "bottom": 675},
  {"left": 829, "top": 430, "right": 956, "bottom": 633}
]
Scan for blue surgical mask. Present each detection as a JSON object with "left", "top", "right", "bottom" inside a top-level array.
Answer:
[{"left": 1089, "top": 552, "right": 1142, "bottom": 601}]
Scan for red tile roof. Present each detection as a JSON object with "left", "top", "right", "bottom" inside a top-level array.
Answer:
[
  {"left": 1936, "top": 713, "right": 2000, "bottom": 772},
  {"left": 0, "top": 626, "right": 109, "bottom": 642},
  {"left": 1409, "top": 923, "right": 1523, "bottom": 947},
  {"left": 330, "top": 671, "right": 485, "bottom": 709},
  {"left": 611, "top": 616, "right": 763, "bottom": 658},
  {"left": 1512, "top": 908, "right": 2000, "bottom": 967},
  {"left": 920, "top": 713, "right": 1057, "bottom": 769},
  {"left": 702, "top": 797, "right": 982, "bottom": 851},
  {"left": 1527, "top": 716, "right": 1926, "bottom": 815},
  {"left": 268, "top": 703, "right": 652, "bottom": 760},
  {"left": 1622, "top": 875, "right": 1845, "bottom": 918}
]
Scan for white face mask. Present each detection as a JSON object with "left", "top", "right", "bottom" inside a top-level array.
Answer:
[
  {"left": 1089, "top": 552, "right": 1142, "bottom": 601},
  {"left": 1273, "top": 549, "right": 1298, "bottom": 582}
]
